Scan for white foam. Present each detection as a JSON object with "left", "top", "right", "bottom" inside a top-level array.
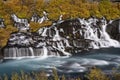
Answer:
[
  {"left": 53, "top": 27, "right": 61, "bottom": 41},
  {"left": 80, "top": 58, "right": 109, "bottom": 66},
  {"left": 78, "top": 18, "right": 120, "bottom": 49},
  {"left": 41, "top": 28, "right": 48, "bottom": 36},
  {"left": 38, "top": 11, "right": 49, "bottom": 24},
  {"left": 42, "top": 46, "right": 48, "bottom": 58}
]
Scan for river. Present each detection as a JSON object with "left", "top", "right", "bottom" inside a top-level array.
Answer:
[{"left": 0, "top": 48, "right": 120, "bottom": 77}]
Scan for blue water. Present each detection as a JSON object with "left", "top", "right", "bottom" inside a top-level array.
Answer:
[{"left": 0, "top": 48, "right": 120, "bottom": 77}]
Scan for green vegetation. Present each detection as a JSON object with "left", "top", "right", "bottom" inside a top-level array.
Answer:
[
  {"left": 0, "top": 68, "right": 120, "bottom": 80},
  {"left": 0, "top": 0, "right": 120, "bottom": 47}
]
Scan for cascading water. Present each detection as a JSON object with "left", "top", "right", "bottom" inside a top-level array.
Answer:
[
  {"left": 11, "top": 14, "right": 30, "bottom": 32},
  {"left": 29, "top": 47, "right": 35, "bottom": 58},
  {"left": 42, "top": 46, "right": 48, "bottom": 58},
  {"left": 3, "top": 16, "right": 120, "bottom": 59},
  {"left": 0, "top": 18, "right": 5, "bottom": 28},
  {"left": 77, "top": 17, "right": 120, "bottom": 49},
  {"left": 101, "top": 23, "right": 120, "bottom": 47},
  {"left": 31, "top": 11, "right": 49, "bottom": 24}
]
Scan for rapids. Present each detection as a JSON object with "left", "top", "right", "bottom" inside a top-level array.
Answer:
[{"left": 0, "top": 48, "right": 120, "bottom": 77}]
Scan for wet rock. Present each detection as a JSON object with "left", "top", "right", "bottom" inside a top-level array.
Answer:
[
  {"left": 106, "top": 19, "right": 120, "bottom": 41},
  {"left": 11, "top": 14, "right": 30, "bottom": 32},
  {"left": 3, "top": 17, "right": 120, "bottom": 59},
  {"left": 31, "top": 11, "right": 49, "bottom": 23}
]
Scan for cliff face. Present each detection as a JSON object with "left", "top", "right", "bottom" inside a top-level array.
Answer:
[
  {"left": 106, "top": 19, "right": 120, "bottom": 42},
  {"left": 3, "top": 17, "right": 120, "bottom": 59}
]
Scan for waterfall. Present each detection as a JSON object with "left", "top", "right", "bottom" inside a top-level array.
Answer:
[
  {"left": 53, "top": 27, "right": 61, "bottom": 41},
  {"left": 64, "top": 39, "right": 71, "bottom": 47},
  {"left": 42, "top": 46, "right": 48, "bottom": 58},
  {"left": 77, "top": 18, "right": 120, "bottom": 49},
  {"left": 3, "top": 17, "right": 120, "bottom": 59},
  {"left": 52, "top": 46, "right": 71, "bottom": 56},
  {"left": 29, "top": 47, "right": 35, "bottom": 58},
  {"left": 41, "top": 28, "right": 48, "bottom": 36},
  {"left": 11, "top": 14, "right": 30, "bottom": 32},
  {"left": 0, "top": 18, "right": 5, "bottom": 28},
  {"left": 99, "top": 21, "right": 120, "bottom": 48}
]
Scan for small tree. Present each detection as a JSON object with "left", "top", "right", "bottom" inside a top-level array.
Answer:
[
  {"left": 34, "top": 71, "right": 47, "bottom": 80},
  {"left": 113, "top": 73, "right": 120, "bottom": 80},
  {"left": 3, "top": 74, "right": 8, "bottom": 80},
  {"left": 61, "top": 75, "right": 65, "bottom": 80},
  {"left": 53, "top": 68, "right": 59, "bottom": 80},
  {"left": 87, "top": 68, "right": 109, "bottom": 80},
  {"left": 11, "top": 72, "right": 20, "bottom": 80}
]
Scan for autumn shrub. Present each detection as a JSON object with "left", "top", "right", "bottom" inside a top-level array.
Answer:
[
  {"left": 112, "top": 73, "right": 120, "bottom": 80},
  {"left": 87, "top": 67, "right": 110, "bottom": 80},
  {"left": 1, "top": 68, "right": 120, "bottom": 80},
  {"left": 30, "top": 21, "right": 52, "bottom": 32}
]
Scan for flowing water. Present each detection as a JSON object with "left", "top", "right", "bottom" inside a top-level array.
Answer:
[{"left": 0, "top": 48, "right": 120, "bottom": 77}]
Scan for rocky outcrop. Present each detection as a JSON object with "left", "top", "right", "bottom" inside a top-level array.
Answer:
[
  {"left": 31, "top": 11, "right": 49, "bottom": 23},
  {"left": 10, "top": 11, "right": 49, "bottom": 33},
  {"left": 3, "top": 17, "right": 120, "bottom": 59},
  {"left": 11, "top": 14, "right": 30, "bottom": 32},
  {"left": 106, "top": 19, "right": 120, "bottom": 41}
]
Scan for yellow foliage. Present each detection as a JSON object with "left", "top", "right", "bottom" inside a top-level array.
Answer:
[
  {"left": 30, "top": 21, "right": 52, "bottom": 32},
  {"left": 0, "top": 25, "right": 17, "bottom": 47},
  {"left": 87, "top": 68, "right": 110, "bottom": 80}
]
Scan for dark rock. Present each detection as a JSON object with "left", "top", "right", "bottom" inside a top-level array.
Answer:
[
  {"left": 11, "top": 14, "right": 30, "bottom": 32},
  {"left": 106, "top": 19, "right": 120, "bottom": 41},
  {"left": 31, "top": 11, "right": 49, "bottom": 23},
  {"left": 3, "top": 17, "right": 120, "bottom": 59}
]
